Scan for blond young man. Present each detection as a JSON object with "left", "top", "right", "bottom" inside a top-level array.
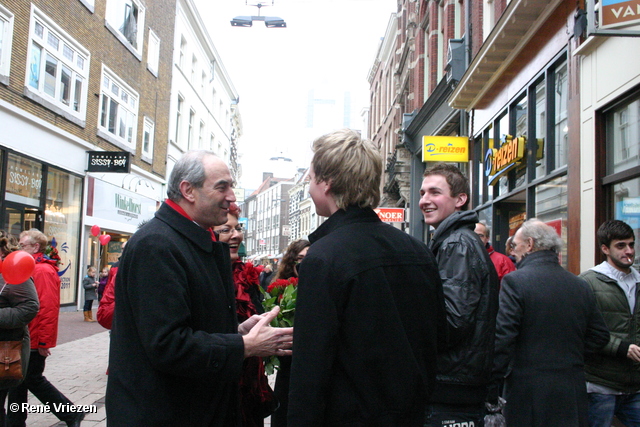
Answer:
[{"left": 288, "top": 129, "right": 446, "bottom": 426}]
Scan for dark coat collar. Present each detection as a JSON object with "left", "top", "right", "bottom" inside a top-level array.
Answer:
[
  {"left": 516, "top": 249, "right": 559, "bottom": 269},
  {"left": 155, "top": 202, "right": 216, "bottom": 252},
  {"left": 309, "top": 206, "right": 381, "bottom": 244},
  {"left": 429, "top": 210, "right": 479, "bottom": 253}
]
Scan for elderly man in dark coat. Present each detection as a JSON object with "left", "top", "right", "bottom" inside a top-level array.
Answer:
[
  {"left": 489, "top": 219, "right": 610, "bottom": 426},
  {"left": 105, "top": 151, "right": 293, "bottom": 426}
]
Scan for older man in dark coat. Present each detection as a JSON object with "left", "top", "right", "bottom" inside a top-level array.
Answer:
[
  {"left": 490, "top": 219, "right": 610, "bottom": 426},
  {"left": 106, "top": 151, "right": 293, "bottom": 426}
]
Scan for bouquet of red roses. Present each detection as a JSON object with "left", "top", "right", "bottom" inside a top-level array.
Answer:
[{"left": 261, "top": 277, "right": 298, "bottom": 374}]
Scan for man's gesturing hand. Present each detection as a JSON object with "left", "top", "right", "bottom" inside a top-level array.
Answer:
[{"left": 241, "top": 306, "right": 293, "bottom": 358}]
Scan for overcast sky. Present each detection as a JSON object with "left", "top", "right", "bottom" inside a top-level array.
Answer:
[{"left": 193, "top": 0, "right": 396, "bottom": 191}]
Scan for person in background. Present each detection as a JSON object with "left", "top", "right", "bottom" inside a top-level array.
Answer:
[
  {"left": 97, "top": 242, "right": 126, "bottom": 330},
  {"left": 105, "top": 150, "right": 292, "bottom": 425},
  {"left": 490, "top": 219, "right": 609, "bottom": 426},
  {"left": 259, "top": 264, "right": 274, "bottom": 291},
  {"left": 269, "top": 238, "right": 310, "bottom": 427},
  {"left": 288, "top": 129, "right": 446, "bottom": 426},
  {"left": 82, "top": 266, "right": 98, "bottom": 322},
  {"left": 475, "top": 222, "right": 515, "bottom": 284},
  {"left": 419, "top": 163, "right": 499, "bottom": 427},
  {"left": 0, "top": 231, "right": 39, "bottom": 425},
  {"left": 8, "top": 229, "right": 84, "bottom": 427},
  {"left": 580, "top": 220, "right": 640, "bottom": 427},
  {"left": 213, "top": 204, "right": 276, "bottom": 426},
  {"left": 505, "top": 236, "right": 517, "bottom": 264},
  {"left": 97, "top": 267, "right": 109, "bottom": 302}
]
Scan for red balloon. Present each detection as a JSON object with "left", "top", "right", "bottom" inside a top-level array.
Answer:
[
  {"left": 0, "top": 258, "right": 3, "bottom": 273},
  {"left": 2, "top": 251, "right": 35, "bottom": 285},
  {"left": 99, "top": 234, "right": 111, "bottom": 246},
  {"left": 90, "top": 225, "right": 101, "bottom": 237}
]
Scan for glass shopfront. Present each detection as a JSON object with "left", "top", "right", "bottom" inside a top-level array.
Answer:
[
  {"left": 1, "top": 150, "right": 83, "bottom": 305},
  {"left": 471, "top": 53, "right": 568, "bottom": 266},
  {"left": 603, "top": 88, "right": 640, "bottom": 266}
]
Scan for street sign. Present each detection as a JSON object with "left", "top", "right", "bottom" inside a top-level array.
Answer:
[{"left": 374, "top": 208, "right": 405, "bottom": 222}]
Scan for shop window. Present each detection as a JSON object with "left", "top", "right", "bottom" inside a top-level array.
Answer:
[
  {"left": 534, "top": 175, "right": 568, "bottom": 268},
  {"left": 98, "top": 65, "right": 138, "bottom": 151},
  {"left": 535, "top": 79, "right": 547, "bottom": 179},
  {"left": 612, "top": 178, "right": 640, "bottom": 252},
  {"left": 45, "top": 166, "right": 82, "bottom": 305},
  {"left": 105, "top": 0, "right": 145, "bottom": 55},
  {"left": 554, "top": 60, "right": 568, "bottom": 170},
  {"left": 0, "top": 4, "right": 13, "bottom": 84},
  {"left": 514, "top": 95, "right": 528, "bottom": 188},
  {"left": 607, "top": 94, "right": 640, "bottom": 175},
  {"left": 6, "top": 154, "right": 42, "bottom": 206},
  {"left": 496, "top": 113, "right": 510, "bottom": 197},
  {"left": 146, "top": 29, "right": 159, "bottom": 76},
  {"left": 26, "top": 7, "right": 89, "bottom": 125}
]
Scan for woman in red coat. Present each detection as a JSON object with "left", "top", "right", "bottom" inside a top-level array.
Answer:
[{"left": 213, "top": 204, "right": 276, "bottom": 427}]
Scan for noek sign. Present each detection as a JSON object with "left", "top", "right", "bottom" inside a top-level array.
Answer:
[
  {"left": 87, "top": 151, "right": 131, "bottom": 173},
  {"left": 374, "top": 208, "right": 405, "bottom": 223},
  {"left": 422, "top": 136, "right": 469, "bottom": 162}
]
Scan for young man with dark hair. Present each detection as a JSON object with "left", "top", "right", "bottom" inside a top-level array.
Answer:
[
  {"left": 580, "top": 219, "right": 640, "bottom": 426},
  {"left": 419, "top": 163, "right": 500, "bottom": 426}
]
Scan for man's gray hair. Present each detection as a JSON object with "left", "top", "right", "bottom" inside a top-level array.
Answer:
[
  {"left": 518, "top": 218, "right": 563, "bottom": 253},
  {"left": 166, "top": 150, "right": 216, "bottom": 201}
]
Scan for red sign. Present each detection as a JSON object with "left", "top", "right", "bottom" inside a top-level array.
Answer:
[{"left": 374, "top": 208, "right": 405, "bottom": 223}]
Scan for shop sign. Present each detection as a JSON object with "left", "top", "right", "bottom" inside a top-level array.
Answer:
[
  {"left": 86, "top": 151, "right": 131, "bottom": 173},
  {"left": 485, "top": 135, "right": 526, "bottom": 185},
  {"left": 622, "top": 198, "right": 640, "bottom": 215},
  {"left": 374, "top": 207, "right": 405, "bottom": 222},
  {"left": 233, "top": 188, "right": 245, "bottom": 203},
  {"left": 90, "top": 178, "right": 157, "bottom": 224},
  {"left": 601, "top": 0, "right": 640, "bottom": 28},
  {"left": 422, "top": 136, "right": 469, "bottom": 162}
]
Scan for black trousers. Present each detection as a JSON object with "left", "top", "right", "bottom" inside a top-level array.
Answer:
[{"left": 5, "top": 350, "right": 75, "bottom": 426}]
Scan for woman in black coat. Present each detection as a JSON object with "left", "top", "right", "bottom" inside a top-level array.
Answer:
[{"left": 490, "top": 219, "right": 610, "bottom": 426}]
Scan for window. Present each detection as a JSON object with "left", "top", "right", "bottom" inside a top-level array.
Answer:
[
  {"left": 187, "top": 109, "right": 195, "bottom": 148},
  {"left": 606, "top": 92, "right": 640, "bottom": 175},
  {"left": 198, "top": 121, "right": 205, "bottom": 149},
  {"left": 105, "top": 0, "right": 145, "bottom": 54},
  {"left": 26, "top": 7, "right": 89, "bottom": 124},
  {"left": 554, "top": 61, "right": 568, "bottom": 170},
  {"left": 191, "top": 55, "right": 197, "bottom": 85},
  {"left": 179, "top": 36, "right": 186, "bottom": 69},
  {"left": 0, "top": 4, "right": 14, "bottom": 84},
  {"left": 142, "top": 117, "right": 154, "bottom": 161},
  {"left": 210, "top": 133, "right": 215, "bottom": 152},
  {"left": 147, "top": 29, "right": 159, "bottom": 76},
  {"left": 98, "top": 65, "right": 138, "bottom": 151},
  {"left": 535, "top": 79, "right": 547, "bottom": 179},
  {"left": 175, "top": 95, "right": 184, "bottom": 145}
]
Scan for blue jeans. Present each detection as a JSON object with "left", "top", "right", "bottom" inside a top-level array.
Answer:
[{"left": 588, "top": 392, "right": 640, "bottom": 427}]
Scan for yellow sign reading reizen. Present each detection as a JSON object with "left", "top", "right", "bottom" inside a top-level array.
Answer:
[{"left": 422, "top": 136, "right": 469, "bottom": 162}]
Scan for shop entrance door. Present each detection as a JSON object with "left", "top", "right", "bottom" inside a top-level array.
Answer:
[
  {"left": 494, "top": 196, "right": 526, "bottom": 254},
  {"left": 2, "top": 203, "right": 43, "bottom": 237}
]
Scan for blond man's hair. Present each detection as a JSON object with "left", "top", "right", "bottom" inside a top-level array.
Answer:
[{"left": 311, "top": 128, "right": 382, "bottom": 210}]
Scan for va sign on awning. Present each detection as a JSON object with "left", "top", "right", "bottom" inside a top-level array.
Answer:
[
  {"left": 422, "top": 136, "right": 469, "bottom": 162},
  {"left": 601, "top": 0, "right": 640, "bottom": 28}
]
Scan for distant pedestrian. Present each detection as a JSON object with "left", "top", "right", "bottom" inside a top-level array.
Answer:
[
  {"left": 258, "top": 264, "right": 274, "bottom": 290},
  {"left": 475, "top": 222, "right": 515, "bottom": 283},
  {"left": 7, "top": 229, "right": 85, "bottom": 427},
  {"left": 288, "top": 129, "right": 446, "bottom": 426},
  {"left": 96, "top": 242, "right": 126, "bottom": 330},
  {"left": 580, "top": 219, "right": 640, "bottom": 427},
  {"left": 97, "top": 267, "right": 108, "bottom": 301},
  {"left": 490, "top": 219, "right": 610, "bottom": 426},
  {"left": 82, "top": 266, "right": 98, "bottom": 322}
]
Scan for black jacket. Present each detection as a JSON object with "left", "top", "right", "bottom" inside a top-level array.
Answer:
[
  {"left": 106, "top": 202, "right": 245, "bottom": 426},
  {"left": 288, "top": 206, "right": 446, "bottom": 426},
  {"left": 428, "top": 210, "right": 499, "bottom": 405}
]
